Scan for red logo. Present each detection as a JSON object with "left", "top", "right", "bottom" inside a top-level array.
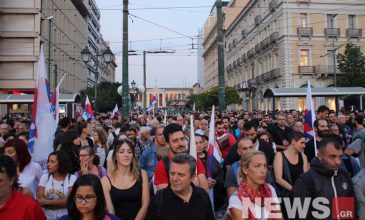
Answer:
[{"left": 332, "top": 197, "right": 354, "bottom": 219}]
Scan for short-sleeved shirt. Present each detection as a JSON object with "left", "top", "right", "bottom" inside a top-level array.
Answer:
[
  {"left": 154, "top": 154, "right": 206, "bottom": 185},
  {"left": 228, "top": 184, "right": 279, "bottom": 220},
  {"left": 19, "top": 162, "right": 43, "bottom": 198},
  {"left": 0, "top": 189, "right": 46, "bottom": 220},
  {"left": 39, "top": 173, "right": 77, "bottom": 219}
]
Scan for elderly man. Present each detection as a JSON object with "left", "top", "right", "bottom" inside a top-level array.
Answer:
[{"left": 146, "top": 153, "right": 214, "bottom": 220}]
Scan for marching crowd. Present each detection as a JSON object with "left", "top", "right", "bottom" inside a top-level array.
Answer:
[{"left": 0, "top": 105, "right": 365, "bottom": 220}]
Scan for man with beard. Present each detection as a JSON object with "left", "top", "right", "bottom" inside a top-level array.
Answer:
[
  {"left": 154, "top": 123, "right": 209, "bottom": 192},
  {"left": 216, "top": 120, "right": 236, "bottom": 160},
  {"left": 304, "top": 118, "right": 329, "bottom": 162},
  {"left": 224, "top": 121, "right": 275, "bottom": 167},
  {"left": 345, "top": 115, "right": 365, "bottom": 168}
]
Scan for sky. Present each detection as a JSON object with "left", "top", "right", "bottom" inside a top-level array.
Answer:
[{"left": 95, "top": 0, "right": 216, "bottom": 88}]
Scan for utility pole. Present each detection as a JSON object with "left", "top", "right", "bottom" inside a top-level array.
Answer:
[
  {"left": 47, "top": 16, "right": 53, "bottom": 84},
  {"left": 217, "top": 0, "right": 225, "bottom": 112},
  {"left": 122, "top": 0, "right": 130, "bottom": 117},
  {"left": 143, "top": 51, "right": 147, "bottom": 110},
  {"left": 331, "top": 14, "right": 339, "bottom": 113},
  {"left": 54, "top": 64, "right": 58, "bottom": 88}
]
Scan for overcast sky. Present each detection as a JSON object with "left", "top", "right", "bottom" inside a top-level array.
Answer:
[{"left": 95, "top": 0, "right": 215, "bottom": 88}]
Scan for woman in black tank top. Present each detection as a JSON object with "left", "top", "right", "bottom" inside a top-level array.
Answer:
[
  {"left": 101, "top": 139, "right": 150, "bottom": 220},
  {"left": 273, "top": 131, "right": 309, "bottom": 193}
]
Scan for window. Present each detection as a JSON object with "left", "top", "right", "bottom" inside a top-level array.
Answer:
[
  {"left": 349, "top": 15, "right": 356, "bottom": 29},
  {"left": 327, "top": 14, "right": 335, "bottom": 28},
  {"left": 299, "top": 13, "right": 308, "bottom": 27},
  {"left": 299, "top": 50, "right": 309, "bottom": 66}
]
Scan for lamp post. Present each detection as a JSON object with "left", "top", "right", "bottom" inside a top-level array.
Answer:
[
  {"left": 117, "top": 82, "right": 144, "bottom": 110},
  {"left": 81, "top": 46, "right": 114, "bottom": 110},
  {"left": 143, "top": 50, "right": 175, "bottom": 110},
  {"left": 122, "top": 0, "right": 129, "bottom": 118}
]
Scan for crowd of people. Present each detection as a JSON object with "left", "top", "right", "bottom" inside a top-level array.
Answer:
[{"left": 0, "top": 105, "right": 364, "bottom": 219}]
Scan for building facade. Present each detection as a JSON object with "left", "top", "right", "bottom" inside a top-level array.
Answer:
[
  {"left": 224, "top": 0, "right": 365, "bottom": 111},
  {"left": 0, "top": 0, "right": 89, "bottom": 94},
  {"left": 132, "top": 88, "right": 192, "bottom": 108},
  {"left": 202, "top": 0, "right": 246, "bottom": 92}
]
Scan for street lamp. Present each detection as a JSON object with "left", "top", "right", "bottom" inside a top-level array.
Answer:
[
  {"left": 81, "top": 46, "right": 115, "bottom": 109},
  {"left": 117, "top": 82, "right": 145, "bottom": 109}
]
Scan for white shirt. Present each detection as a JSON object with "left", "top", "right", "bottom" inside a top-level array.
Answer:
[
  {"left": 228, "top": 184, "right": 280, "bottom": 220},
  {"left": 39, "top": 173, "right": 77, "bottom": 220},
  {"left": 18, "top": 162, "right": 43, "bottom": 198},
  {"left": 96, "top": 146, "right": 106, "bottom": 166}
]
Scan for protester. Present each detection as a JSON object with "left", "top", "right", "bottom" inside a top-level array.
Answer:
[
  {"left": 292, "top": 136, "right": 354, "bottom": 220},
  {"left": 101, "top": 139, "right": 149, "bottom": 220},
  {"left": 304, "top": 118, "right": 329, "bottom": 162},
  {"left": 154, "top": 123, "right": 209, "bottom": 191},
  {"left": 93, "top": 128, "right": 108, "bottom": 167},
  {"left": 77, "top": 146, "right": 106, "bottom": 178},
  {"left": 226, "top": 150, "right": 280, "bottom": 220},
  {"left": 59, "top": 129, "right": 81, "bottom": 173},
  {"left": 267, "top": 113, "right": 292, "bottom": 151},
  {"left": 3, "top": 138, "right": 43, "bottom": 198},
  {"left": 224, "top": 138, "right": 254, "bottom": 198},
  {"left": 37, "top": 151, "right": 77, "bottom": 220},
  {"left": 215, "top": 120, "right": 236, "bottom": 159},
  {"left": 54, "top": 117, "right": 71, "bottom": 150},
  {"left": 273, "top": 131, "right": 309, "bottom": 196},
  {"left": 60, "top": 174, "right": 120, "bottom": 220},
  {"left": 0, "top": 155, "right": 46, "bottom": 219},
  {"left": 196, "top": 133, "right": 224, "bottom": 210},
  {"left": 352, "top": 167, "right": 365, "bottom": 219},
  {"left": 146, "top": 153, "right": 214, "bottom": 220},
  {"left": 78, "top": 122, "right": 93, "bottom": 148},
  {"left": 345, "top": 115, "right": 365, "bottom": 168},
  {"left": 139, "top": 125, "right": 166, "bottom": 181}
]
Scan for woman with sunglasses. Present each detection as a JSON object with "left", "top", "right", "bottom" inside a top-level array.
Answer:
[
  {"left": 59, "top": 174, "right": 120, "bottom": 220},
  {"left": 101, "top": 139, "right": 149, "bottom": 220}
]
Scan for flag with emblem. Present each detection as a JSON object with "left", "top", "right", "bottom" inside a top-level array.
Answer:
[
  {"left": 304, "top": 80, "right": 317, "bottom": 155},
  {"left": 83, "top": 95, "right": 94, "bottom": 121},
  {"left": 28, "top": 46, "right": 56, "bottom": 165}
]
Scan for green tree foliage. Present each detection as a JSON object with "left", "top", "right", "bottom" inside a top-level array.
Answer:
[
  {"left": 80, "top": 82, "right": 123, "bottom": 112},
  {"left": 337, "top": 43, "right": 365, "bottom": 87},
  {"left": 186, "top": 86, "right": 241, "bottom": 110}
]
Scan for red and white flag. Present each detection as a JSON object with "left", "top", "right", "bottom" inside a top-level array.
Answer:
[
  {"left": 83, "top": 95, "right": 94, "bottom": 120},
  {"left": 28, "top": 46, "right": 57, "bottom": 164}
]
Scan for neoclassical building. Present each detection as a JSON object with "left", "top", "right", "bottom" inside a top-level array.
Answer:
[
  {"left": 133, "top": 88, "right": 192, "bottom": 108},
  {"left": 224, "top": 0, "right": 365, "bottom": 111}
]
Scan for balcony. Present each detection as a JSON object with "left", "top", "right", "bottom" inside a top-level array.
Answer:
[
  {"left": 262, "top": 72, "right": 270, "bottom": 81},
  {"left": 297, "top": 0, "right": 311, "bottom": 4},
  {"left": 346, "top": 28, "right": 362, "bottom": 39},
  {"left": 255, "top": 75, "right": 264, "bottom": 84},
  {"left": 297, "top": 27, "right": 313, "bottom": 39},
  {"left": 271, "top": 68, "right": 280, "bottom": 78},
  {"left": 298, "top": 66, "right": 315, "bottom": 75},
  {"left": 269, "top": 0, "right": 277, "bottom": 12},
  {"left": 324, "top": 28, "right": 340, "bottom": 38},
  {"left": 248, "top": 79, "right": 257, "bottom": 87},
  {"left": 255, "top": 43, "right": 262, "bottom": 53},
  {"left": 270, "top": 32, "right": 279, "bottom": 43},
  {"left": 247, "top": 48, "right": 255, "bottom": 58},
  {"left": 316, "top": 65, "right": 342, "bottom": 76},
  {"left": 261, "top": 37, "right": 271, "bottom": 49},
  {"left": 241, "top": 54, "right": 247, "bottom": 62},
  {"left": 255, "top": 15, "right": 262, "bottom": 26}
]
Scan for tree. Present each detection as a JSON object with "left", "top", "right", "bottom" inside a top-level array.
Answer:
[
  {"left": 80, "top": 82, "right": 123, "bottom": 113},
  {"left": 337, "top": 43, "right": 365, "bottom": 87},
  {"left": 186, "top": 86, "right": 241, "bottom": 110}
]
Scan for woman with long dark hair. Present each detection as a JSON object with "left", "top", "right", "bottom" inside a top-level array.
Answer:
[
  {"left": 59, "top": 174, "right": 119, "bottom": 220},
  {"left": 59, "top": 129, "right": 82, "bottom": 173},
  {"left": 101, "top": 139, "right": 149, "bottom": 220},
  {"left": 37, "top": 151, "right": 77, "bottom": 220},
  {"left": 93, "top": 129, "right": 108, "bottom": 167},
  {"left": 3, "top": 138, "right": 43, "bottom": 198}
]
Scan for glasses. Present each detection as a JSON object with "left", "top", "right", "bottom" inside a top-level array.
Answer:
[{"left": 75, "top": 194, "right": 96, "bottom": 203}]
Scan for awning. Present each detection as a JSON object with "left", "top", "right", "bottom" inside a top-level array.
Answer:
[
  {"left": 263, "top": 87, "right": 365, "bottom": 98},
  {"left": 0, "top": 93, "right": 81, "bottom": 103}
]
